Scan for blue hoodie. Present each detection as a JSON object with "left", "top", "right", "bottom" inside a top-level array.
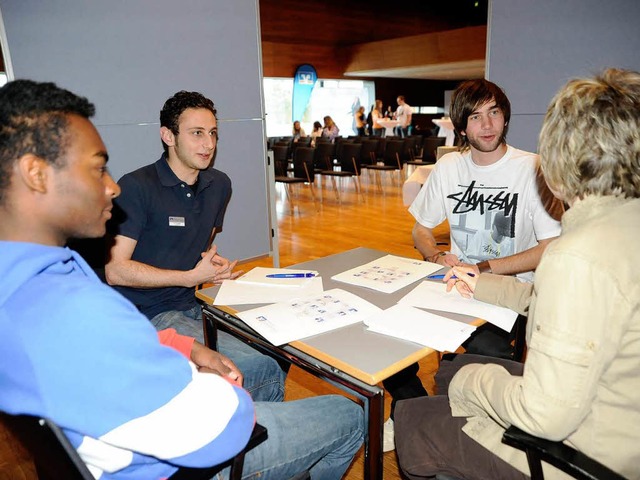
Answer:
[{"left": 0, "top": 241, "right": 254, "bottom": 479}]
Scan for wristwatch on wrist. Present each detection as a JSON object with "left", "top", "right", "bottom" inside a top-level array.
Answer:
[
  {"left": 429, "top": 251, "right": 449, "bottom": 263},
  {"left": 476, "top": 260, "right": 492, "bottom": 273}
]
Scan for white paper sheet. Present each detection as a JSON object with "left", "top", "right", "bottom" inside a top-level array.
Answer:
[
  {"left": 237, "top": 288, "right": 382, "bottom": 346},
  {"left": 398, "top": 281, "right": 518, "bottom": 332},
  {"left": 213, "top": 277, "right": 324, "bottom": 305},
  {"left": 236, "top": 267, "right": 319, "bottom": 288},
  {"left": 364, "top": 304, "right": 477, "bottom": 352},
  {"left": 331, "top": 255, "right": 442, "bottom": 294}
]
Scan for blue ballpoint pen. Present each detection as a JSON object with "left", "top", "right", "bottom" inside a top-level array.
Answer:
[
  {"left": 426, "top": 273, "right": 476, "bottom": 280},
  {"left": 266, "top": 273, "right": 317, "bottom": 278}
]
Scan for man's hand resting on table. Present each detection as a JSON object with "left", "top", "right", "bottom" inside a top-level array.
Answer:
[{"left": 190, "top": 341, "right": 243, "bottom": 386}]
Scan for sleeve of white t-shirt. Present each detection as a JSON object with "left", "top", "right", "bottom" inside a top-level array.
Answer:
[{"left": 408, "top": 162, "right": 448, "bottom": 228}]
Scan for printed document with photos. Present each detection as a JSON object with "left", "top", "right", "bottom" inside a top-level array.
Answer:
[
  {"left": 331, "top": 254, "right": 441, "bottom": 294},
  {"left": 237, "top": 288, "right": 382, "bottom": 346}
]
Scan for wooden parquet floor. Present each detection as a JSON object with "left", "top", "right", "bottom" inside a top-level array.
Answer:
[{"left": 0, "top": 168, "right": 450, "bottom": 480}]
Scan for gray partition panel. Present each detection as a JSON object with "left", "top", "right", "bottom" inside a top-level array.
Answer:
[
  {"left": 0, "top": 0, "right": 271, "bottom": 261},
  {"left": 487, "top": 0, "right": 640, "bottom": 150}
]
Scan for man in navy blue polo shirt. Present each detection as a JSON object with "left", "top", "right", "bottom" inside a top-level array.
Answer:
[{"left": 106, "top": 91, "right": 285, "bottom": 402}]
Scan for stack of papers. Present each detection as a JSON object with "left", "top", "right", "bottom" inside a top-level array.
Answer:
[
  {"left": 398, "top": 281, "right": 518, "bottom": 332},
  {"left": 363, "top": 304, "right": 476, "bottom": 352},
  {"left": 211, "top": 261, "right": 518, "bottom": 351},
  {"left": 237, "top": 288, "right": 382, "bottom": 345},
  {"left": 213, "top": 267, "right": 324, "bottom": 305},
  {"left": 331, "top": 255, "right": 441, "bottom": 293}
]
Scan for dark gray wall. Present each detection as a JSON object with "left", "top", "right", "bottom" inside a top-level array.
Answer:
[
  {"left": 0, "top": 0, "right": 270, "bottom": 261},
  {"left": 487, "top": 0, "right": 640, "bottom": 152}
]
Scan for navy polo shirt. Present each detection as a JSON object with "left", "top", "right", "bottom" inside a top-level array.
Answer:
[{"left": 111, "top": 154, "right": 232, "bottom": 319}]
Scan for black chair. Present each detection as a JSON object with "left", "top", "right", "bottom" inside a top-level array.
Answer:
[
  {"left": 0, "top": 411, "right": 268, "bottom": 480},
  {"left": 319, "top": 142, "right": 363, "bottom": 203},
  {"left": 359, "top": 138, "right": 379, "bottom": 166},
  {"left": 417, "top": 136, "right": 447, "bottom": 164},
  {"left": 502, "top": 425, "right": 626, "bottom": 480},
  {"left": 290, "top": 136, "right": 312, "bottom": 159},
  {"left": 275, "top": 146, "right": 318, "bottom": 211},
  {"left": 400, "top": 136, "right": 418, "bottom": 163},
  {"left": 313, "top": 141, "right": 336, "bottom": 173},
  {"left": 365, "top": 140, "right": 404, "bottom": 192},
  {"left": 272, "top": 144, "right": 290, "bottom": 176},
  {"left": 408, "top": 134, "right": 425, "bottom": 156},
  {"left": 333, "top": 137, "right": 353, "bottom": 167}
]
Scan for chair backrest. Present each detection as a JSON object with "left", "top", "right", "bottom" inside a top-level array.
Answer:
[
  {"left": 422, "top": 136, "right": 447, "bottom": 163},
  {"left": 0, "top": 411, "right": 269, "bottom": 480},
  {"left": 502, "top": 425, "right": 626, "bottom": 480},
  {"left": 266, "top": 136, "right": 279, "bottom": 150},
  {"left": 374, "top": 136, "right": 387, "bottom": 160},
  {"left": 408, "top": 135, "right": 424, "bottom": 156},
  {"left": 383, "top": 140, "right": 405, "bottom": 167},
  {"left": 338, "top": 143, "right": 363, "bottom": 174},
  {"left": 313, "top": 142, "right": 336, "bottom": 170},
  {"left": 334, "top": 137, "right": 352, "bottom": 161},
  {"left": 401, "top": 137, "right": 417, "bottom": 162},
  {"left": 272, "top": 145, "right": 289, "bottom": 176},
  {"left": 292, "top": 147, "right": 315, "bottom": 182},
  {"left": 0, "top": 412, "right": 94, "bottom": 480},
  {"left": 359, "top": 139, "right": 378, "bottom": 165}
]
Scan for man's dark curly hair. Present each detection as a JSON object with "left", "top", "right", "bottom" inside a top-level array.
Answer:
[
  {"left": 0, "top": 79, "right": 95, "bottom": 204},
  {"left": 159, "top": 90, "right": 217, "bottom": 153}
]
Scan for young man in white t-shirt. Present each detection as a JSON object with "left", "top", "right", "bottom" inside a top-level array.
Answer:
[
  {"left": 410, "top": 80, "right": 563, "bottom": 279},
  {"left": 394, "top": 95, "right": 412, "bottom": 138},
  {"left": 382, "top": 79, "right": 564, "bottom": 452}
]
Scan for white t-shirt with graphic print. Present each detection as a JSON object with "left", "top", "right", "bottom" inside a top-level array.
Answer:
[{"left": 409, "top": 145, "right": 561, "bottom": 281}]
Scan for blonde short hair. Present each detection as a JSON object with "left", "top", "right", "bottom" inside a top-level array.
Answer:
[{"left": 539, "top": 68, "right": 640, "bottom": 201}]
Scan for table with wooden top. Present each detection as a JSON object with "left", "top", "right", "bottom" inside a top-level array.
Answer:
[{"left": 196, "top": 247, "right": 478, "bottom": 480}]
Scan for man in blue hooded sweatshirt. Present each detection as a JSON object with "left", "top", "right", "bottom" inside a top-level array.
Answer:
[{"left": 0, "top": 79, "right": 363, "bottom": 479}]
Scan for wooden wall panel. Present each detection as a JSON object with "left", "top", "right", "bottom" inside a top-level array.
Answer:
[
  {"left": 262, "top": 26, "right": 486, "bottom": 80},
  {"left": 262, "top": 41, "right": 352, "bottom": 79},
  {"left": 345, "top": 26, "right": 486, "bottom": 74}
]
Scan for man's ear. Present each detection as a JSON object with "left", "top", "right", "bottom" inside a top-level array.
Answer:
[
  {"left": 160, "top": 127, "right": 175, "bottom": 148},
  {"left": 17, "top": 154, "right": 50, "bottom": 193}
]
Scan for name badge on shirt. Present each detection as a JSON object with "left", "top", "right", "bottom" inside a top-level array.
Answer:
[{"left": 168, "top": 216, "right": 186, "bottom": 227}]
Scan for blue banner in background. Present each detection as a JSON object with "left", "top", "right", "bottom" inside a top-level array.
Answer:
[{"left": 292, "top": 64, "right": 317, "bottom": 122}]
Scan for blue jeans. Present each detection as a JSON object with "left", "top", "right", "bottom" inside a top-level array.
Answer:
[
  {"left": 151, "top": 306, "right": 285, "bottom": 402},
  {"left": 217, "top": 395, "right": 364, "bottom": 480}
]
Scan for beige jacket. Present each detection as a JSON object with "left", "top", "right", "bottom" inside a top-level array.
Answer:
[{"left": 449, "top": 195, "right": 640, "bottom": 479}]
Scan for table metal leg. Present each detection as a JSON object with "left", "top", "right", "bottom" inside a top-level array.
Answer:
[{"left": 363, "top": 389, "right": 384, "bottom": 480}]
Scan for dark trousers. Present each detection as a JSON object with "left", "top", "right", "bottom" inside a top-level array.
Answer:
[
  {"left": 461, "top": 320, "right": 518, "bottom": 359},
  {"left": 384, "top": 320, "right": 520, "bottom": 417},
  {"left": 382, "top": 362, "right": 428, "bottom": 419},
  {"left": 395, "top": 355, "right": 527, "bottom": 480}
]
